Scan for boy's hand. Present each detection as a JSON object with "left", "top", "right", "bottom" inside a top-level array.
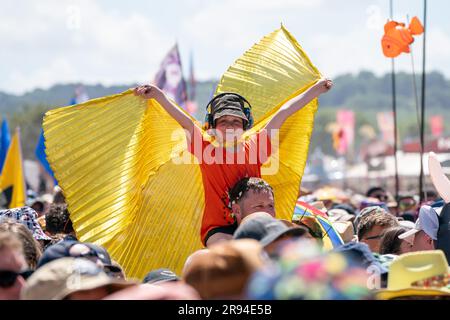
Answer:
[
  {"left": 314, "top": 78, "right": 333, "bottom": 94},
  {"left": 133, "top": 84, "right": 165, "bottom": 100},
  {"left": 132, "top": 84, "right": 195, "bottom": 133}
]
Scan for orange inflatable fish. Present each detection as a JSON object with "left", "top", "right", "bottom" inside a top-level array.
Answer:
[{"left": 382, "top": 16, "right": 424, "bottom": 58}]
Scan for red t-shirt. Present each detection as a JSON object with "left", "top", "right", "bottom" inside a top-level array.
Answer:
[{"left": 187, "top": 128, "right": 272, "bottom": 245}]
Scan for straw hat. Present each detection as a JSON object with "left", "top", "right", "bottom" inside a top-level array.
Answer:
[
  {"left": 21, "top": 257, "right": 135, "bottom": 300},
  {"left": 376, "top": 250, "right": 450, "bottom": 300}
]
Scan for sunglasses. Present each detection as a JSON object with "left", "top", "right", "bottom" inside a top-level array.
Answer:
[{"left": 0, "top": 270, "right": 34, "bottom": 288}]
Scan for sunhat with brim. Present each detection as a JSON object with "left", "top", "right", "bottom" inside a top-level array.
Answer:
[
  {"left": 213, "top": 107, "right": 248, "bottom": 125},
  {"left": 211, "top": 94, "right": 249, "bottom": 127},
  {"left": 21, "top": 257, "right": 136, "bottom": 300},
  {"left": 328, "top": 209, "right": 354, "bottom": 222},
  {"left": 0, "top": 206, "right": 51, "bottom": 241},
  {"left": 376, "top": 250, "right": 450, "bottom": 300}
]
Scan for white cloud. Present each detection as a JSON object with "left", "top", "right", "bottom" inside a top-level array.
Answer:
[
  {"left": 1, "top": 0, "right": 449, "bottom": 95},
  {"left": 0, "top": 0, "right": 172, "bottom": 94},
  {"left": 9, "top": 58, "right": 76, "bottom": 90},
  {"left": 428, "top": 27, "right": 450, "bottom": 57},
  {"left": 179, "top": 0, "right": 323, "bottom": 80}
]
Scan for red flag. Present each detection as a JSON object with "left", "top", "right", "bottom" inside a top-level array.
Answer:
[
  {"left": 430, "top": 115, "right": 444, "bottom": 137},
  {"left": 335, "top": 109, "right": 355, "bottom": 155}
]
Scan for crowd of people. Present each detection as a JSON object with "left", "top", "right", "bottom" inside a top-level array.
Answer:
[
  {"left": 1, "top": 78, "right": 449, "bottom": 301},
  {"left": 1, "top": 179, "right": 450, "bottom": 300}
]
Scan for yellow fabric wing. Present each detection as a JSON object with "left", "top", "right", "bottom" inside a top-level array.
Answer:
[
  {"left": 44, "top": 25, "right": 321, "bottom": 280},
  {"left": 44, "top": 92, "right": 204, "bottom": 279},
  {"left": 216, "top": 25, "right": 321, "bottom": 220}
]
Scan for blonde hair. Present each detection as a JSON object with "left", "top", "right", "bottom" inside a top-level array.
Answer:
[
  {"left": 0, "top": 230, "right": 23, "bottom": 253},
  {"left": 0, "top": 219, "right": 42, "bottom": 269}
]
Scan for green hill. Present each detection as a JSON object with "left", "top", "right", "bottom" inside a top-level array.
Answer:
[{"left": 1, "top": 71, "right": 449, "bottom": 159}]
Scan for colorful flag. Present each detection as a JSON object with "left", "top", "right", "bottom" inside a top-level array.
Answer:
[
  {"left": 0, "top": 119, "right": 11, "bottom": 171},
  {"left": 377, "top": 111, "right": 395, "bottom": 145},
  {"left": 0, "top": 128, "right": 26, "bottom": 208},
  {"left": 154, "top": 44, "right": 188, "bottom": 109},
  {"left": 430, "top": 115, "right": 444, "bottom": 137}
]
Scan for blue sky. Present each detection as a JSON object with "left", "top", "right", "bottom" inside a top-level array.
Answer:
[{"left": 1, "top": 0, "right": 449, "bottom": 94}]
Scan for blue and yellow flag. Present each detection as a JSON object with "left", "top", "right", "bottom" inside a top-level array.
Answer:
[{"left": 0, "top": 128, "right": 26, "bottom": 208}]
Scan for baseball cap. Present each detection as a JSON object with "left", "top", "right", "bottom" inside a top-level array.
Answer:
[
  {"left": 233, "top": 214, "right": 307, "bottom": 247},
  {"left": 211, "top": 94, "right": 249, "bottom": 126},
  {"left": 21, "top": 257, "right": 135, "bottom": 300},
  {"left": 398, "top": 220, "right": 416, "bottom": 229},
  {"left": 398, "top": 205, "right": 440, "bottom": 243},
  {"left": 143, "top": 268, "right": 179, "bottom": 284},
  {"left": 37, "top": 241, "right": 122, "bottom": 276}
]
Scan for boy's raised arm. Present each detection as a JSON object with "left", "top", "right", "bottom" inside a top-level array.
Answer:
[
  {"left": 263, "top": 78, "right": 333, "bottom": 132},
  {"left": 133, "top": 84, "right": 196, "bottom": 137}
]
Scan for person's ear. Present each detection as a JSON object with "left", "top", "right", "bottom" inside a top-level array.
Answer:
[{"left": 231, "top": 203, "right": 242, "bottom": 223}]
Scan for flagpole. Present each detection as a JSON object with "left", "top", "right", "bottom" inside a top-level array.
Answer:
[
  {"left": 419, "top": 0, "right": 427, "bottom": 203},
  {"left": 390, "top": 0, "right": 400, "bottom": 205}
]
